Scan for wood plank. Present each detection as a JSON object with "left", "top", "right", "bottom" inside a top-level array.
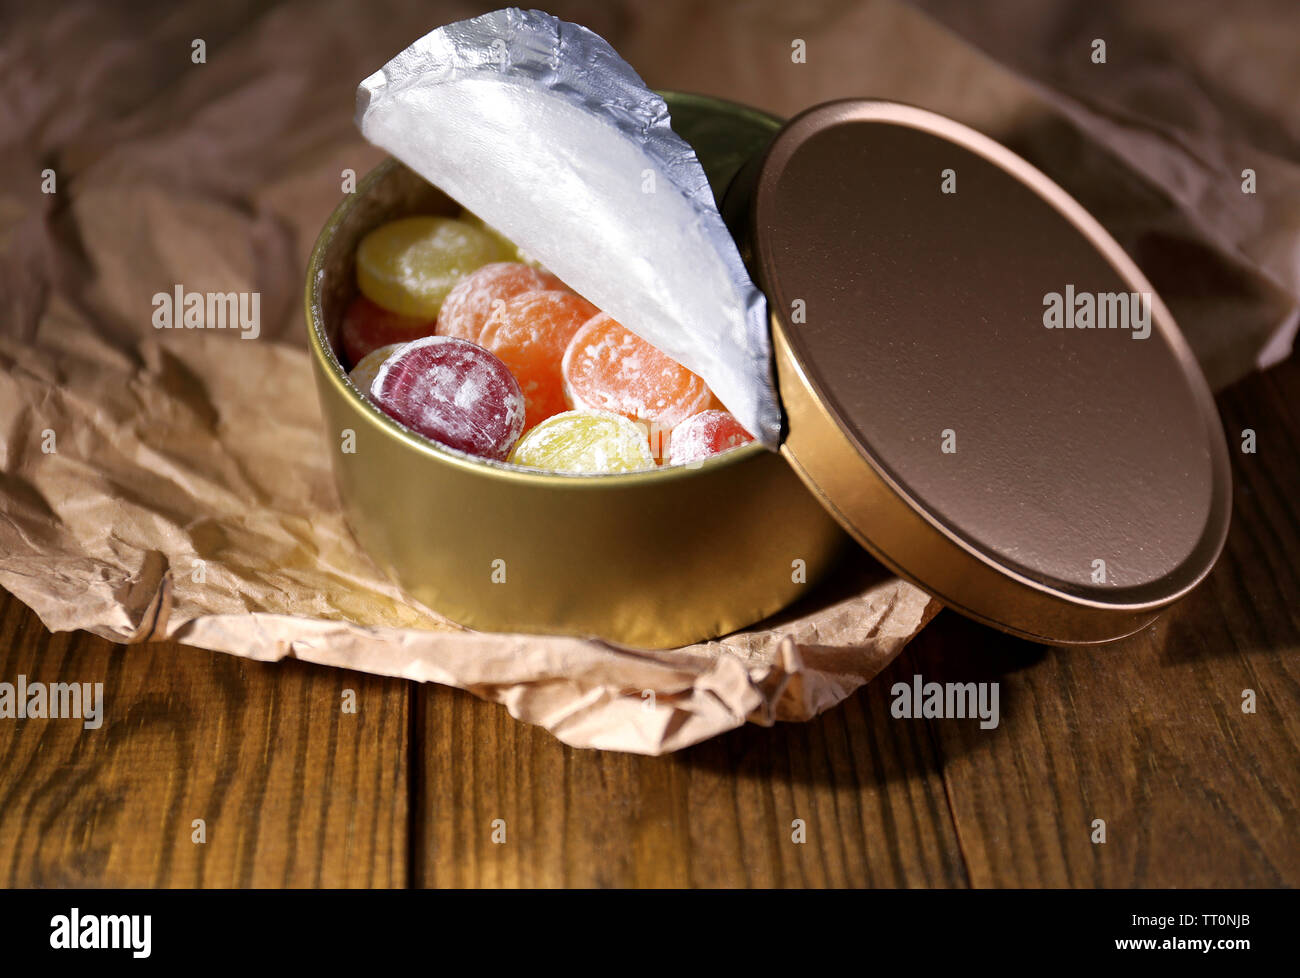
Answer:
[
  {"left": 416, "top": 650, "right": 968, "bottom": 888},
  {"left": 921, "top": 357, "right": 1300, "bottom": 887},
  {"left": 415, "top": 356, "right": 1300, "bottom": 888},
  {"left": 0, "top": 592, "right": 409, "bottom": 887}
]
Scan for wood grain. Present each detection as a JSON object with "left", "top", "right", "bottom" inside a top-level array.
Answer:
[
  {"left": 1, "top": 356, "right": 1297, "bottom": 888},
  {"left": 909, "top": 355, "right": 1300, "bottom": 887},
  {"left": 416, "top": 654, "right": 968, "bottom": 887},
  {"left": 0, "top": 598, "right": 409, "bottom": 887},
  {"left": 410, "top": 355, "right": 1300, "bottom": 888}
]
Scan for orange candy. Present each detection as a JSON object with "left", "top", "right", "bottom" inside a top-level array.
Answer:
[
  {"left": 480, "top": 290, "right": 600, "bottom": 430},
  {"left": 562, "top": 314, "right": 712, "bottom": 444},
  {"left": 437, "top": 262, "right": 567, "bottom": 343}
]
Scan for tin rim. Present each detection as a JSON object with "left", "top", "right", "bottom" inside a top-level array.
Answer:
[{"left": 304, "top": 152, "right": 769, "bottom": 489}]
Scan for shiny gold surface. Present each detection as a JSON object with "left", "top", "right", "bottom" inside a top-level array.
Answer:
[{"left": 305, "top": 94, "right": 847, "bottom": 649}]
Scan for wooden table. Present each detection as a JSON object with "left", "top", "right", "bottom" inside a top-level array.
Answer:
[{"left": 2, "top": 353, "right": 1296, "bottom": 889}]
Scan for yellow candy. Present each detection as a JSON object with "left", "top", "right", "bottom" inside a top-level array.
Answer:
[
  {"left": 509, "top": 410, "right": 654, "bottom": 474},
  {"left": 347, "top": 342, "right": 402, "bottom": 399},
  {"left": 356, "top": 216, "right": 511, "bottom": 318}
]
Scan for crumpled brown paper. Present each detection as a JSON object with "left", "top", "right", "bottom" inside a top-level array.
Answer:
[
  {"left": 0, "top": 297, "right": 937, "bottom": 754},
  {"left": 2, "top": 0, "right": 1296, "bottom": 754}
]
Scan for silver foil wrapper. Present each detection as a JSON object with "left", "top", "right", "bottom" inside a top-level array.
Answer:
[{"left": 355, "top": 7, "right": 781, "bottom": 448}]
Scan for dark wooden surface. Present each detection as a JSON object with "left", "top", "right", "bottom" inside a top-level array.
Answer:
[{"left": 1, "top": 354, "right": 1296, "bottom": 888}]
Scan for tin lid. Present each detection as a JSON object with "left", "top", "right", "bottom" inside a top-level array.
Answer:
[{"left": 726, "top": 100, "right": 1232, "bottom": 644}]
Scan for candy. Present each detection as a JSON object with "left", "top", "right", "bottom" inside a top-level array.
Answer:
[
  {"left": 480, "top": 290, "right": 600, "bottom": 430},
  {"left": 356, "top": 216, "right": 511, "bottom": 318},
  {"left": 437, "top": 262, "right": 568, "bottom": 343},
  {"left": 340, "top": 295, "right": 435, "bottom": 366},
  {"left": 370, "top": 336, "right": 525, "bottom": 461},
  {"left": 347, "top": 342, "right": 402, "bottom": 398},
  {"left": 562, "top": 313, "right": 713, "bottom": 437},
  {"left": 669, "top": 409, "right": 754, "bottom": 464},
  {"left": 509, "top": 410, "right": 654, "bottom": 474}
]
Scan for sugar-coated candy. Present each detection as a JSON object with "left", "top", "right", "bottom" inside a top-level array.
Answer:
[
  {"left": 340, "top": 295, "right": 435, "bottom": 366},
  {"left": 669, "top": 409, "right": 754, "bottom": 464},
  {"left": 370, "top": 336, "right": 525, "bottom": 461},
  {"left": 563, "top": 314, "right": 712, "bottom": 438},
  {"left": 480, "top": 290, "right": 600, "bottom": 430},
  {"left": 437, "top": 262, "right": 567, "bottom": 343},
  {"left": 347, "top": 343, "right": 402, "bottom": 398},
  {"left": 356, "top": 216, "right": 511, "bottom": 319},
  {"left": 509, "top": 410, "right": 654, "bottom": 474}
]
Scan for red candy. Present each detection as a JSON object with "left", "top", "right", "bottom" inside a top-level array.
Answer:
[
  {"left": 341, "top": 294, "right": 436, "bottom": 367},
  {"left": 370, "top": 336, "right": 525, "bottom": 461},
  {"left": 437, "top": 262, "right": 567, "bottom": 343},
  {"left": 669, "top": 409, "right": 754, "bottom": 464}
]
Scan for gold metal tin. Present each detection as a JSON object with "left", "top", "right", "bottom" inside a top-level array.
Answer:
[
  {"left": 305, "top": 93, "right": 847, "bottom": 650},
  {"left": 742, "top": 101, "right": 1232, "bottom": 645}
]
